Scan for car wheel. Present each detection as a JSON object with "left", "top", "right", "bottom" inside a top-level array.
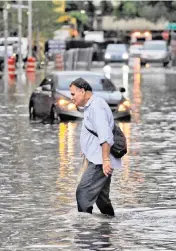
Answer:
[
  {"left": 29, "top": 104, "right": 36, "bottom": 120},
  {"left": 50, "top": 106, "right": 60, "bottom": 124},
  {"left": 163, "top": 61, "right": 169, "bottom": 67},
  {"left": 140, "top": 61, "right": 145, "bottom": 66}
]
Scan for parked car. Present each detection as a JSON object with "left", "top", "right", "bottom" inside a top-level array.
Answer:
[
  {"left": 0, "top": 37, "right": 28, "bottom": 71},
  {"left": 0, "top": 41, "right": 13, "bottom": 71},
  {"left": 29, "top": 71, "right": 131, "bottom": 122},
  {"left": 129, "top": 43, "right": 143, "bottom": 57},
  {"left": 140, "top": 40, "right": 171, "bottom": 67},
  {"left": 104, "top": 44, "right": 129, "bottom": 64}
]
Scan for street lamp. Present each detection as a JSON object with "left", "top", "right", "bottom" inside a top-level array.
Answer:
[
  {"left": 3, "top": 2, "right": 10, "bottom": 93},
  {"left": 28, "top": 0, "right": 32, "bottom": 57}
]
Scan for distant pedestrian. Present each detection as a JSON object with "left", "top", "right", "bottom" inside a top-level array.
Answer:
[
  {"left": 32, "top": 40, "right": 38, "bottom": 60},
  {"left": 69, "top": 78, "right": 121, "bottom": 216}
]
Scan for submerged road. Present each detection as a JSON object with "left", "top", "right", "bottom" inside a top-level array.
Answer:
[{"left": 0, "top": 64, "right": 176, "bottom": 250}]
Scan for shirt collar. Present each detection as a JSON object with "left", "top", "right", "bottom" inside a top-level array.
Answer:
[{"left": 84, "top": 94, "right": 95, "bottom": 110}]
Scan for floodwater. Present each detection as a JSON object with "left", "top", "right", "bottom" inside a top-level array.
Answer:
[{"left": 0, "top": 65, "right": 176, "bottom": 251}]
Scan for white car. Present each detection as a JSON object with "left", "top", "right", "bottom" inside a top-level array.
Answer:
[
  {"left": 104, "top": 44, "right": 129, "bottom": 64},
  {"left": 140, "top": 40, "right": 171, "bottom": 67}
]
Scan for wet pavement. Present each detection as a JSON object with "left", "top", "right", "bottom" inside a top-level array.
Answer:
[{"left": 0, "top": 64, "right": 176, "bottom": 250}]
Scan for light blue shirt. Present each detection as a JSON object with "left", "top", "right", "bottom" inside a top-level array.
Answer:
[{"left": 80, "top": 94, "right": 121, "bottom": 168}]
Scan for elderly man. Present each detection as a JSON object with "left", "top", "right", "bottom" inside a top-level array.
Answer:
[{"left": 69, "top": 77, "right": 121, "bottom": 216}]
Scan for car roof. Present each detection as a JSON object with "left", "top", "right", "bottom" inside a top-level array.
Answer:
[{"left": 51, "top": 71, "right": 105, "bottom": 78}]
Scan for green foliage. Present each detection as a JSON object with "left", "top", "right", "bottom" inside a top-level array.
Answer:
[
  {"left": 100, "top": 0, "right": 113, "bottom": 15},
  {"left": 122, "top": 2, "right": 138, "bottom": 18},
  {"left": 114, "top": 0, "right": 176, "bottom": 22},
  {"left": 69, "top": 11, "right": 88, "bottom": 24},
  {"left": 114, "top": 1, "right": 139, "bottom": 19},
  {"left": 32, "top": 1, "right": 60, "bottom": 39}
]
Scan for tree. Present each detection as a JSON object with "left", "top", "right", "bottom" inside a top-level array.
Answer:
[
  {"left": 114, "top": 0, "right": 176, "bottom": 22},
  {"left": 32, "top": 1, "right": 59, "bottom": 39},
  {"left": 100, "top": 0, "right": 113, "bottom": 15},
  {"left": 114, "top": 1, "right": 138, "bottom": 19}
]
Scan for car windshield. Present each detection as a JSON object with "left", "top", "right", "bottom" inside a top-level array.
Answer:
[
  {"left": 107, "top": 44, "right": 126, "bottom": 52},
  {"left": 57, "top": 74, "right": 116, "bottom": 91},
  {"left": 143, "top": 42, "right": 166, "bottom": 50}
]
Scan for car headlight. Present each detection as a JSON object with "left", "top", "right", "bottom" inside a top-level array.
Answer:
[
  {"left": 122, "top": 53, "right": 129, "bottom": 60},
  {"left": 118, "top": 100, "right": 131, "bottom": 112},
  {"left": 57, "top": 98, "right": 77, "bottom": 111},
  {"left": 58, "top": 99, "right": 69, "bottom": 106},
  {"left": 105, "top": 53, "right": 111, "bottom": 59},
  {"left": 67, "top": 103, "right": 77, "bottom": 110}
]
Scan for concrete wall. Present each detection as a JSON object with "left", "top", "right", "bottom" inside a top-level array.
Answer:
[{"left": 93, "top": 16, "right": 168, "bottom": 31}]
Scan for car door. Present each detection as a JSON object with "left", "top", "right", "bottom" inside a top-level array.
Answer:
[{"left": 34, "top": 75, "right": 55, "bottom": 117}]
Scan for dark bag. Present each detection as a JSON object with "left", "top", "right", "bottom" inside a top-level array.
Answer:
[{"left": 85, "top": 123, "right": 127, "bottom": 158}]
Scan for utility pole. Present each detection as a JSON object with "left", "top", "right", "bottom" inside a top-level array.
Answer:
[
  {"left": 3, "top": 2, "right": 9, "bottom": 95},
  {"left": 18, "top": 0, "right": 22, "bottom": 78},
  {"left": 28, "top": 0, "right": 32, "bottom": 57}
]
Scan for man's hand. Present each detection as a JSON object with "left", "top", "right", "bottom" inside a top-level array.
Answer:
[{"left": 103, "top": 160, "right": 113, "bottom": 177}]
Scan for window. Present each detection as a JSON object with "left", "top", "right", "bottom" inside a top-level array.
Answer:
[
  {"left": 100, "top": 78, "right": 116, "bottom": 91},
  {"left": 107, "top": 44, "right": 127, "bottom": 52},
  {"left": 57, "top": 74, "right": 116, "bottom": 92},
  {"left": 143, "top": 42, "right": 166, "bottom": 50}
]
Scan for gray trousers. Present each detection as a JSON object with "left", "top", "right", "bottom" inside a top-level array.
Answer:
[{"left": 76, "top": 161, "right": 114, "bottom": 216}]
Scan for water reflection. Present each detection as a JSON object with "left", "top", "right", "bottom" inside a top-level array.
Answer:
[
  {"left": 133, "top": 71, "right": 141, "bottom": 123},
  {"left": 115, "top": 64, "right": 145, "bottom": 207},
  {"left": 55, "top": 122, "right": 81, "bottom": 214},
  {"left": 73, "top": 220, "right": 114, "bottom": 250}
]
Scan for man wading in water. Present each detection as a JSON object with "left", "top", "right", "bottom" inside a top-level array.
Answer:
[{"left": 69, "top": 78, "right": 121, "bottom": 216}]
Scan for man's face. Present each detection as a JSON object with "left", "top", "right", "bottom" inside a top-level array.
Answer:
[{"left": 70, "top": 85, "right": 85, "bottom": 107}]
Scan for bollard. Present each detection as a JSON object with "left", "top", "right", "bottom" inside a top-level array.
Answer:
[
  {"left": 55, "top": 53, "right": 64, "bottom": 71},
  {"left": 26, "top": 57, "right": 36, "bottom": 73},
  {"left": 8, "top": 56, "right": 16, "bottom": 79}
]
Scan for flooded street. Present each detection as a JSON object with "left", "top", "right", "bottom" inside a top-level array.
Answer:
[{"left": 0, "top": 65, "right": 176, "bottom": 250}]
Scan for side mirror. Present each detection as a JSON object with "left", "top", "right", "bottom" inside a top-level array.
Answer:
[
  {"left": 42, "top": 84, "right": 51, "bottom": 92},
  {"left": 119, "top": 87, "right": 126, "bottom": 93}
]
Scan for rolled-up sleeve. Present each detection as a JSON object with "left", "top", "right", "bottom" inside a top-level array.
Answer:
[{"left": 92, "top": 105, "right": 114, "bottom": 147}]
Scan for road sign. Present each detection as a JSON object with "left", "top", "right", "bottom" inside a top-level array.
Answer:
[
  {"left": 166, "top": 23, "right": 176, "bottom": 30},
  {"left": 45, "top": 40, "right": 66, "bottom": 54}
]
